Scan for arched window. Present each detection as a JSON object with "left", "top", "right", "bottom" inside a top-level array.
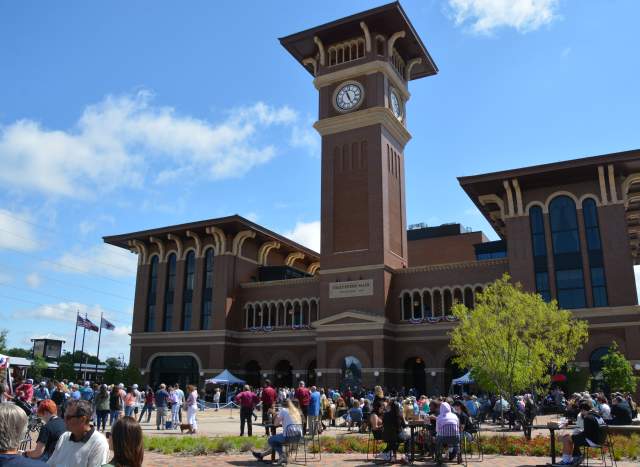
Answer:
[
  {"left": 402, "top": 292, "right": 412, "bottom": 321},
  {"left": 529, "top": 206, "right": 551, "bottom": 302},
  {"left": 182, "top": 251, "right": 195, "bottom": 331},
  {"left": 247, "top": 304, "right": 255, "bottom": 328},
  {"left": 412, "top": 291, "right": 422, "bottom": 320},
  {"left": 145, "top": 256, "right": 159, "bottom": 332},
  {"left": 549, "top": 196, "right": 586, "bottom": 309},
  {"left": 201, "top": 249, "right": 214, "bottom": 330},
  {"left": 163, "top": 253, "right": 177, "bottom": 331},
  {"left": 582, "top": 199, "right": 608, "bottom": 307},
  {"left": 342, "top": 356, "right": 362, "bottom": 390},
  {"left": 589, "top": 346, "right": 610, "bottom": 376}
]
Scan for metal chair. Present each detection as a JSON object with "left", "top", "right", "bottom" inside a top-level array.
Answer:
[
  {"left": 19, "top": 415, "right": 43, "bottom": 451},
  {"left": 435, "top": 423, "right": 466, "bottom": 466},
  {"left": 283, "top": 423, "right": 307, "bottom": 465},
  {"left": 581, "top": 428, "right": 617, "bottom": 467},
  {"left": 366, "top": 429, "right": 383, "bottom": 461},
  {"left": 463, "top": 419, "right": 483, "bottom": 461},
  {"left": 306, "top": 417, "right": 322, "bottom": 460}
]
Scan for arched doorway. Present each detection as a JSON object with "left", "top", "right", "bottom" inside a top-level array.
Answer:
[
  {"left": 245, "top": 360, "right": 261, "bottom": 389},
  {"left": 444, "top": 356, "right": 467, "bottom": 392},
  {"left": 274, "top": 360, "right": 293, "bottom": 388},
  {"left": 150, "top": 355, "right": 199, "bottom": 389},
  {"left": 306, "top": 360, "right": 317, "bottom": 387},
  {"left": 404, "top": 357, "right": 426, "bottom": 396},
  {"left": 341, "top": 356, "right": 363, "bottom": 391}
]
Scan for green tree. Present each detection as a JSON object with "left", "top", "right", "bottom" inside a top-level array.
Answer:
[
  {"left": 55, "top": 361, "right": 76, "bottom": 381},
  {"left": 29, "top": 356, "right": 48, "bottom": 381},
  {"left": 121, "top": 364, "right": 142, "bottom": 387},
  {"left": 450, "top": 274, "right": 589, "bottom": 402},
  {"left": 103, "top": 358, "right": 122, "bottom": 384},
  {"left": 601, "top": 341, "right": 638, "bottom": 393},
  {"left": 5, "top": 347, "right": 32, "bottom": 358}
]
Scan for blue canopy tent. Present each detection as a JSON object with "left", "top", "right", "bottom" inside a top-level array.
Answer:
[
  {"left": 205, "top": 370, "right": 246, "bottom": 408},
  {"left": 451, "top": 371, "right": 474, "bottom": 386}
]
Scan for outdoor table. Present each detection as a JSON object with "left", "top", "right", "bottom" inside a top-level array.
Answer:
[
  {"left": 408, "top": 419, "right": 431, "bottom": 464},
  {"left": 535, "top": 421, "right": 567, "bottom": 466}
]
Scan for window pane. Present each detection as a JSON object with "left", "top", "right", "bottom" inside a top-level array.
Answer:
[
  {"left": 550, "top": 197, "right": 578, "bottom": 231},
  {"left": 586, "top": 228, "right": 601, "bottom": 251},
  {"left": 582, "top": 199, "right": 598, "bottom": 228},
  {"left": 535, "top": 272, "right": 549, "bottom": 292},
  {"left": 557, "top": 269, "right": 584, "bottom": 289},
  {"left": 552, "top": 230, "right": 580, "bottom": 254},
  {"left": 530, "top": 207, "right": 545, "bottom": 234},
  {"left": 533, "top": 234, "right": 547, "bottom": 257},
  {"left": 590, "top": 267, "right": 605, "bottom": 286},
  {"left": 592, "top": 287, "right": 608, "bottom": 307},
  {"left": 557, "top": 288, "right": 586, "bottom": 309},
  {"left": 540, "top": 291, "right": 552, "bottom": 302}
]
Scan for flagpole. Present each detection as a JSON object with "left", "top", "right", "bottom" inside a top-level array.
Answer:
[
  {"left": 95, "top": 313, "right": 103, "bottom": 383},
  {"left": 71, "top": 310, "right": 79, "bottom": 379},
  {"left": 79, "top": 313, "right": 88, "bottom": 382}
]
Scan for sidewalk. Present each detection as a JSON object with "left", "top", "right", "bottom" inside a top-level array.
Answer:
[{"left": 143, "top": 452, "right": 638, "bottom": 466}]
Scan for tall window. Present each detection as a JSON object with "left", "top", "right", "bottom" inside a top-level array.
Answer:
[
  {"left": 145, "top": 256, "right": 159, "bottom": 332},
  {"left": 529, "top": 206, "right": 551, "bottom": 301},
  {"left": 549, "top": 196, "right": 586, "bottom": 308},
  {"left": 201, "top": 249, "right": 214, "bottom": 330},
  {"left": 582, "top": 199, "right": 608, "bottom": 306},
  {"left": 163, "top": 253, "right": 177, "bottom": 331},
  {"left": 182, "top": 251, "right": 195, "bottom": 331}
]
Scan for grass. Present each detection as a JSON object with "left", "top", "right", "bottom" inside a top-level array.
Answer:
[{"left": 144, "top": 433, "right": 640, "bottom": 460}]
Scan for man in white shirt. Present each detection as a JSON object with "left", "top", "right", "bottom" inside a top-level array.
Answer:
[
  {"left": 47, "top": 399, "right": 109, "bottom": 467},
  {"left": 174, "top": 383, "right": 185, "bottom": 423}
]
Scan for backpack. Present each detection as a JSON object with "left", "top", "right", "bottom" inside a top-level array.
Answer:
[{"left": 110, "top": 391, "right": 122, "bottom": 411}]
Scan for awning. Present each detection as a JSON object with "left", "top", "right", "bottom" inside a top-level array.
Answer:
[{"left": 204, "top": 369, "right": 246, "bottom": 385}]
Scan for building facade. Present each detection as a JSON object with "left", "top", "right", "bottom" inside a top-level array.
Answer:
[{"left": 104, "top": 2, "right": 640, "bottom": 395}]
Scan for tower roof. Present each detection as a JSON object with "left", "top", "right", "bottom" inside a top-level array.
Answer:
[{"left": 279, "top": 1, "right": 438, "bottom": 80}]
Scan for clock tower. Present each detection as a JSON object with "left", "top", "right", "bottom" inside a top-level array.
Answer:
[{"left": 281, "top": 2, "right": 438, "bottom": 319}]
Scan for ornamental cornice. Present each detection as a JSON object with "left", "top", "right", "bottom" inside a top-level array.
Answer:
[
  {"left": 240, "top": 276, "right": 319, "bottom": 288},
  {"left": 395, "top": 258, "right": 508, "bottom": 275},
  {"left": 314, "top": 106, "right": 411, "bottom": 148}
]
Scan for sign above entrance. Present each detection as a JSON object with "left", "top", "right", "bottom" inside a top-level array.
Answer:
[{"left": 329, "top": 279, "right": 373, "bottom": 299}]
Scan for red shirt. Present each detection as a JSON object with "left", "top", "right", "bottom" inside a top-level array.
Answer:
[
  {"left": 261, "top": 386, "right": 276, "bottom": 406},
  {"left": 295, "top": 387, "right": 310, "bottom": 407},
  {"left": 235, "top": 390, "right": 259, "bottom": 409}
]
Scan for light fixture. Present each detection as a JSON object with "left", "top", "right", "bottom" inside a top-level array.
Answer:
[
  {"left": 316, "top": 371, "right": 322, "bottom": 377},
  {"left": 263, "top": 373, "right": 268, "bottom": 378},
  {"left": 634, "top": 363, "right": 640, "bottom": 371},
  {"left": 295, "top": 373, "right": 300, "bottom": 378},
  {"left": 374, "top": 371, "right": 380, "bottom": 377},
  {"left": 430, "top": 371, "right": 436, "bottom": 377},
  {"left": 140, "top": 370, "right": 145, "bottom": 375},
  {"left": 199, "top": 371, "right": 204, "bottom": 376}
]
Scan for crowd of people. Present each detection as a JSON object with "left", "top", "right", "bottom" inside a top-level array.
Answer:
[{"left": 0, "top": 377, "right": 201, "bottom": 467}]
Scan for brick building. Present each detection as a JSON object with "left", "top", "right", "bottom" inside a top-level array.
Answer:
[{"left": 104, "top": 2, "right": 640, "bottom": 395}]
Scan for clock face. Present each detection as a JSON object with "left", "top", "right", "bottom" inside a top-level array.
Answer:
[
  {"left": 390, "top": 89, "right": 403, "bottom": 120},
  {"left": 335, "top": 82, "right": 363, "bottom": 112}
]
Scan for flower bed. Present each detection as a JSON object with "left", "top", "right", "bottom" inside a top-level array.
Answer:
[{"left": 144, "top": 433, "right": 640, "bottom": 461}]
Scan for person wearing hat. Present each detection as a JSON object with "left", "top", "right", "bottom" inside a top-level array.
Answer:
[
  {"left": 35, "top": 382, "right": 50, "bottom": 403},
  {"left": 15, "top": 379, "right": 35, "bottom": 404}
]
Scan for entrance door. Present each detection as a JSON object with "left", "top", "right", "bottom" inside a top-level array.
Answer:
[
  {"left": 150, "top": 355, "right": 199, "bottom": 389},
  {"left": 404, "top": 357, "right": 426, "bottom": 396}
]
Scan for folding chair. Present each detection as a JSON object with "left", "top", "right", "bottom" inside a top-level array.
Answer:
[
  {"left": 463, "top": 419, "right": 483, "bottom": 462},
  {"left": 581, "top": 428, "right": 617, "bottom": 467},
  {"left": 366, "top": 429, "right": 383, "bottom": 461},
  {"left": 306, "top": 418, "right": 322, "bottom": 460},
  {"left": 283, "top": 423, "right": 307, "bottom": 465},
  {"left": 435, "top": 423, "right": 467, "bottom": 466}
]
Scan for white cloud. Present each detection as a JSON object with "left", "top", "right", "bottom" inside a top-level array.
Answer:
[
  {"left": 13, "top": 301, "right": 107, "bottom": 323},
  {"left": 447, "top": 0, "right": 559, "bottom": 34},
  {"left": 53, "top": 244, "right": 138, "bottom": 278},
  {"left": 0, "top": 209, "right": 39, "bottom": 251},
  {"left": 26, "top": 273, "right": 41, "bottom": 288},
  {"left": 290, "top": 124, "right": 320, "bottom": 156},
  {"left": 283, "top": 220, "right": 321, "bottom": 253},
  {"left": 0, "top": 91, "right": 300, "bottom": 198},
  {"left": 0, "top": 272, "right": 12, "bottom": 284},
  {"left": 561, "top": 46, "right": 571, "bottom": 58}
]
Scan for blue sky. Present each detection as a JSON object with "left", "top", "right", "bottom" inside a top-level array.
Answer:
[{"left": 1, "top": 0, "right": 639, "bottom": 361}]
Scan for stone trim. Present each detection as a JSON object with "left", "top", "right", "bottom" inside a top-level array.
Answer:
[
  {"left": 319, "top": 264, "right": 386, "bottom": 275},
  {"left": 314, "top": 106, "right": 411, "bottom": 148},
  {"left": 395, "top": 258, "right": 508, "bottom": 274},
  {"left": 240, "top": 276, "right": 319, "bottom": 288},
  {"left": 571, "top": 305, "right": 640, "bottom": 319}
]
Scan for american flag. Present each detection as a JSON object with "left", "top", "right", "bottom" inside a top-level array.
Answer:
[
  {"left": 76, "top": 315, "right": 99, "bottom": 332},
  {"left": 0, "top": 354, "right": 9, "bottom": 369},
  {"left": 101, "top": 317, "right": 115, "bottom": 331}
]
